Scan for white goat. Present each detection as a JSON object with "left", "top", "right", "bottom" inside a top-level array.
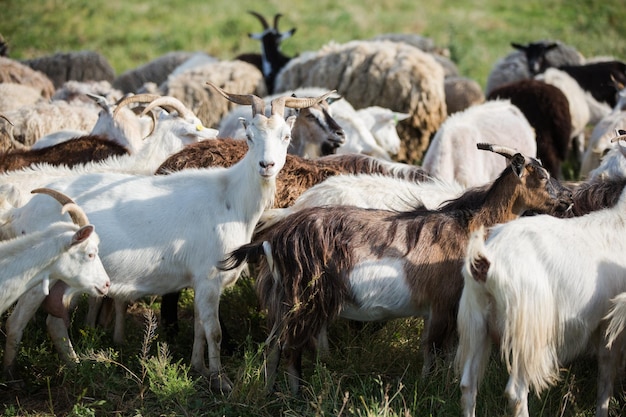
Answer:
[
  {"left": 456, "top": 190, "right": 626, "bottom": 417},
  {"left": 586, "top": 131, "right": 626, "bottom": 181},
  {"left": 0, "top": 188, "right": 110, "bottom": 315},
  {"left": 0, "top": 84, "right": 333, "bottom": 392},
  {"left": 422, "top": 100, "right": 537, "bottom": 188}
]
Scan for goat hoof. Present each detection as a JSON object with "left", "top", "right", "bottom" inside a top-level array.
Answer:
[{"left": 209, "top": 372, "right": 233, "bottom": 394}]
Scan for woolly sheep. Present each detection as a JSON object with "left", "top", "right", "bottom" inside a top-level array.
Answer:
[
  {"left": 112, "top": 51, "right": 198, "bottom": 94},
  {"left": 487, "top": 79, "right": 572, "bottom": 178},
  {"left": 443, "top": 76, "right": 485, "bottom": 115},
  {"left": 0, "top": 83, "right": 43, "bottom": 113},
  {"left": 422, "top": 100, "right": 536, "bottom": 187},
  {"left": 274, "top": 39, "right": 447, "bottom": 164},
  {"left": 0, "top": 56, "right": 55, "bottom": 99},
  {"left": 485, "top": 40, "right": 584, "bottom": 95},
  {"left": 22, "top": 50, "right": 115, "bottom": 89},
  {"left": 159, "top": 60, "right": 267, "bottom": 128}
]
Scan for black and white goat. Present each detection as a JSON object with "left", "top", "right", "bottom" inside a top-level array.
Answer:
[{"left": 219, "top": 144, "right": 573, "bottom": 394}]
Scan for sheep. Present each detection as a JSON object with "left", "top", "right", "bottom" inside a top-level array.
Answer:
[
  {"left": 274, "top": 39, "right": 447, "bottom": 164},
  {"left": 218, "top": 87, "right": 346, "bottom": 158},
  {"left": 235, "top": 11, "right": 296, "bottom": 94},
  {"left": 0, "top": 83, "right": 44, "bottom": 113},
  {"left": 0, "top": 187, "right": 110, "bottom": 316},
  {"left": 557, "top": 60, "right": 626, "bottom": 108},
  {"left": 422, "top": 100, "right": 536, "bottom": 188},
  {"left": 50, "top": 80, "right": 124, "bottom": 108},
  {"left": 0, "top": 100, "right": 101, "bottom": 147},
  {"left": 443, "top": 76, "right": 485, "bottom": 115},
  {"left": 487, "top": 79, "right": 572, "bottom": 178},
  {"left": 485, "top": 40, "right": 584, "bottom": 95},
  {"left": 159, "top": 60, "right": 267, "bottom": 128},
  {"left": 0, "top": 56, "right": 56, "bottom": 99},
  {"left": 218, "top": 144, "right": 573, "bottom": 394},
  {"left": 456, "top": 185, "right": 626, "bottom": 417},
  {"left": 112, "top": 51, "right": 198, "bottom": 94},
  {"left": 0, "top": 84, "right": 333, "bottom": 392},
  {"left": 22, "top": 50, "right": 116, "bottom": 89}
]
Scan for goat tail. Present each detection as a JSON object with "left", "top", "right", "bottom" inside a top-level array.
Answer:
[
  {"left": 463, "top": 226, "right": 490, "bottom": 284},
  {"left": 605, "top": 292, "right": 626, "bottom": 349},
  {"left": 218, "top": 241, "right": 267, "bottom": 271}
]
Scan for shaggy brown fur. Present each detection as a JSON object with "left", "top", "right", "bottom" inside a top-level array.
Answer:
[
  {"left": 220, "top": 154, "right": 573, "bottom": 393},
  {"left": 564, "top": 177, "right": 626, "bottom": 217},
  {"left": 155, "top": 138, "right": 430, "bottom": 208},
  {"left": 0, "top": 135, "right": 129, "bottom": 172}
]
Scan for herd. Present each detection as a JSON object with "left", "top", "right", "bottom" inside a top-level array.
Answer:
[{"left": 2, "top": 10, "right": 626, "bottom": 417}]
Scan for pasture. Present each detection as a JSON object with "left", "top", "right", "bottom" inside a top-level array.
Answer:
[{"left": 1, "top": 0, "right": 626, "bottom": 416}]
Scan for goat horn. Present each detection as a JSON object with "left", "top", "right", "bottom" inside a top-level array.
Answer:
[
  {"left": 270, "top": 90, "right": 337, "bottom": 117},
  {"left": 248, "top": 10, "right": 270, "bottom": 29},
  {"left": 86, "top": 93, "right": 110, "bottom": 112},
  {"left": 113, "top": 93, "right": 163, "bottom": 119},
  {"left": 273, "top": 13, "right": 282, "bottom": 29},
  {"left": 610, "top": 129, "right": 626, "bottom": 143},
  {"left": 0, "top": 113, "right": 14, "bottom": 126},
  {"left": 206, "top": 81, "right": 266, "bottom": 117},
  {"left": 31, "top": 188, "right": 90, "bottom": 227},
  {"left": 476, "top": 143, "right": 535, "bottom": 165},
  {"left": 140, "top": 96, "right": 195, "bottom": 120}
]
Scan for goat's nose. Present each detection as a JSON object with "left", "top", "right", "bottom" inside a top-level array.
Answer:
[{"left": 260, "top": 161, "right": 275, "bottom": 169}]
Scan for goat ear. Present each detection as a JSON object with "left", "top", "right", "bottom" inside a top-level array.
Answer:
[
  {"left": 511, "top": 42, "right": 526, "bottom": 51},
  {"left": 71, "top": 225, "right": 94, "bottom": 246},
  {"left": 285, "top": 115, "right": 297, "bottom": 130},
  {"left": 511, "top": 153, "right": 525, "bottom": 178},
  {"left": 238, "top": 117, "right": 249, "bottom": 130}
]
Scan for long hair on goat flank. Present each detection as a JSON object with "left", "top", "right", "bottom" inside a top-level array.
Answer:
[{"left": 485, "top": 222, "right": 561, "bottom": 394}]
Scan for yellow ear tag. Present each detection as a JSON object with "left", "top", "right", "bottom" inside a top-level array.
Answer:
[{"left": 196, "top": 124, "right": 204, "bottom": 131}]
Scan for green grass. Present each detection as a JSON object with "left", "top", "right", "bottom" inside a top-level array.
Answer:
[
  {"left": 1, "top": 1, "right": 626, "bottom": 415},
  {"left": 2, "top": 0, "right": 625, "bottom": 89}
]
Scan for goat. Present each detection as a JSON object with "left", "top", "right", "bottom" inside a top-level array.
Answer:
[
  {"left": 219, "top": 144, "right": 573, "bottom": 395},
  {"left": 218, "top": 87, "right": 346, "bottom": 158},
  {"left": 456, "top": 184, "right": 626, "bottom": 417},
  {"left": 155, "top": 140, "right": 430, "bottom": 337},
  {"left": 0, "top": 188, "right": 110, "bottom": 316},
  {"left": 234, "top": 11, "right": 295, "bottom": 94},
  {"left": 0, "top": 84, "right": 333, "bottom": 392}
]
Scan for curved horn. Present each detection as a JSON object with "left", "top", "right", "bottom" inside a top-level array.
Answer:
[
  {"left": 113, "top": 93, "right": 163, "bottom": 118},
  {"left": 273, "top": 13, "right": 282, "bottom": 29},
  {"left": 476, "top": 143, "right": 534, "bottom": 164},
  {"left": 31, "top": 188, "right": 89, "bottom": 227},
  {"left": 270, "top": 90, "right": 337, "bottom": 117},
  {"left": 248, "top": 10, "right": 270, "bottom": 29},
  {"left": 140, "top": 96, "right": 195, "bottom": 120},
  {"left": 206, "top": 82, "right": 266, "bottom": 117},
  {"left": 0, "top": 113, "right": 14, "bottom": 126}
]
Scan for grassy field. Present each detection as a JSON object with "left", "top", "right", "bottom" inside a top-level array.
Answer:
[{"left": 2, "top": 1, "right": 626, "bottom": 416}]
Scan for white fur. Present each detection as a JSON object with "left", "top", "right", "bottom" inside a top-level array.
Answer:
[
  {"left": 422, "top": 100, "right": 536, "bottom": 187},
  {"left": 356, "top": 106, "right": 410, "bottom": 156},
  {"left": 456, "top": 192, "right": 626, "bottom": 417},
  {"left": 0, "top": 96, "right": 297, "bottom": 391}
]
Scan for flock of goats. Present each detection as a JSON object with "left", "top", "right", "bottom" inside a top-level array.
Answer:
[{"left": 2, "top": 10, "right": 626, "bottom": 417}]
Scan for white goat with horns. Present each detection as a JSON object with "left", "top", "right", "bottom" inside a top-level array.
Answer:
[
  {"left": 0, "top": 82, "right": 334, "bottom": 392},
  {"left": 0, "top": 188, "right": 110, "bottom": 315}
]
